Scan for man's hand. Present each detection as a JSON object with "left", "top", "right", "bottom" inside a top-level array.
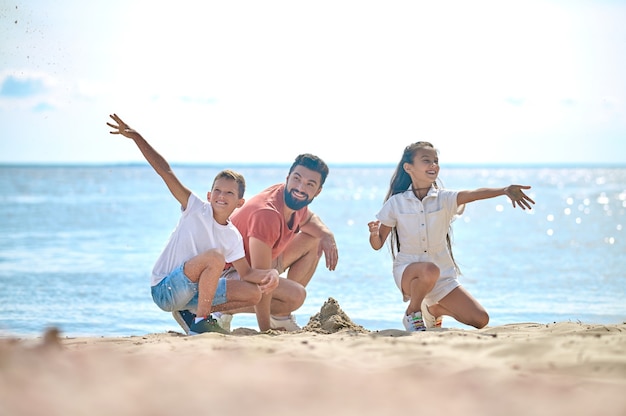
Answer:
[{"left": 319, "top": 235, "right": 338, "bottom": 271}]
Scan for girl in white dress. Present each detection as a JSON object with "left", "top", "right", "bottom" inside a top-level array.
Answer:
[{"left": 368, "top": 142, "right": 535, "bottom": 332}]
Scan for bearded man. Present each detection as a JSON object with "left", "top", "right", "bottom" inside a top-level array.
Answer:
[{"left": 173, "top": 154, "right": 339, "bottom": 332}]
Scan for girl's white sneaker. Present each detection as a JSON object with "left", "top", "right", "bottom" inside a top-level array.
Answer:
[{"left": 403, "top": 311, "right": 426, "bottom": 332}]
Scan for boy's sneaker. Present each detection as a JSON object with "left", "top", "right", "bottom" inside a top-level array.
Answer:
[
  {"left": 270, "top": 314, "right": 300, "bottom": 331},
  {"left": 189, "top": 316, "right": 229, "bottom": 335},
  {"left": 421, "top": 300, "right": 443, "bottom": 329},
  {"left": 403, "top": 311, "right": 427, "bottom": 332},
  {"left": 212, "top": 312, "right": 233, "bottom": 332},
  {"left": 172, "top": 309, "right": 196, "bottom": 335}
]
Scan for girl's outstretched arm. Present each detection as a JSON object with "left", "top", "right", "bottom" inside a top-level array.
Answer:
[{"left": 457, "top": 185, "right": 535, "bottom": 210}]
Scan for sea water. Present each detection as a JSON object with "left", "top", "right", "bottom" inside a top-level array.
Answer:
[{"left": 0, "top": 164, "right": 624, "bottom": 337}]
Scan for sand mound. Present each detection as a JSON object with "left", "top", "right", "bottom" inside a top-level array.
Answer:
[{"left": 303, "top": 297, "right": 369, "bottom": 334}]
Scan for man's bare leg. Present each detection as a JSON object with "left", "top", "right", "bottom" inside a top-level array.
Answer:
[
  {"left": 211, "top": 279, "right": 262, "bottom": 313},
  {"left": 222, "top": 278, "right": 305, "bottom": 316},
  {"left": 280, "top": 232, "right": 322, "bottom": 287}
]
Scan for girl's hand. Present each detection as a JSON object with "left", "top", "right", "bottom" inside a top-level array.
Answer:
[
  {"left": 368, "top": 220, "right": 380, "bottom": 234},
  {"left": 368, "top": 220, "right": 387, "bottom": 250},
  {"left": 505, "top": 185, "right": 535, "bottom": 210}
]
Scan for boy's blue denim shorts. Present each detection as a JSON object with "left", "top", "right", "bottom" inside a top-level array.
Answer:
[{"left": 151, "top": 264, "right": 228, "bottom": 312}]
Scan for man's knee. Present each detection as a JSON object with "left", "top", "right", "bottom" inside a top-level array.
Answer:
[
  {"left": 310, "top": 238, "right": 323, "bottom": 261},
  {"left": 284, "top": 233, "right": 322, "bottom": 264},
  {"left": 279, "top": 279, "right": 306, "bottom": 309},
  {"left": 293, "top": 283, "right": 306, "bottom": 307}
]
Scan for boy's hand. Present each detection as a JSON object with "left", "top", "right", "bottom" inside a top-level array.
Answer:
[
  {"left": 107, "top": 113, "right": 139, "bottom": 139},
  {"left": 259, "top": 269, "right": 280, "bottom": 294}
]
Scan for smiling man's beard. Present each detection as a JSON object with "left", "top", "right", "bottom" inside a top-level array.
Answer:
[{"left": 284, "top": 188, "right": 313, "bottom": 210}]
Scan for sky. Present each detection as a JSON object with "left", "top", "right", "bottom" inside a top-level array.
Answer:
[{"left": 1, "top": 0, "right": 625, "bottom": 166}]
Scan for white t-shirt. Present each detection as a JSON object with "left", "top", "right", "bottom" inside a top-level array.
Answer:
[
  {"left": 376, "top": 187, "right": 462, "bottom": 280},
  {"left": 150, "top": 193, "right": 245, "bottom": 286}
]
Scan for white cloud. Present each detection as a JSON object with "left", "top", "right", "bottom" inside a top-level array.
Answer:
[
  {"left": 0, "top": 69, "right": 61, "bottom": 110},
  {"left": 0, "top": 70, "right": 57, "bottom": 95}
]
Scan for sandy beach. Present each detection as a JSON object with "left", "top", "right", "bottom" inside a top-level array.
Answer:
[{"left": 1, "top": 299, "right": 625, "bottom": 416}]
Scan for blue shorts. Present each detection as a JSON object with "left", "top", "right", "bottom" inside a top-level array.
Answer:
[{"left": 151, "top": 264, "right": 228, "bottom": 312}]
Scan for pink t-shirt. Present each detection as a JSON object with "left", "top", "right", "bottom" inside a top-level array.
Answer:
[{"left": 231, "top": 183, "right": 309, "bottom": 263}]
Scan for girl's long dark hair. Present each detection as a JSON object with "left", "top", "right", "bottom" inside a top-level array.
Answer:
[{"left": 384, "top": 141, "right": 460, "bottom": 273}]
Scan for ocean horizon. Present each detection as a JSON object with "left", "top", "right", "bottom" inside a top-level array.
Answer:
[{"left": 2, "top": 161, "right": 625, "bottom": 169}]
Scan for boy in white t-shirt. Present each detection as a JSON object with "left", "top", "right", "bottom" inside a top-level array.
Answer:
[{"left": 107, "top": 114, "right": 279, "bottom": 334}]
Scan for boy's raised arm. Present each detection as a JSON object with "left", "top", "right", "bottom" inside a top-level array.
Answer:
[{"left": 107, "top": 113, "right": 191, "bottom": 208}]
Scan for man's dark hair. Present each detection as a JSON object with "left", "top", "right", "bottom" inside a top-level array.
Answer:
[{"left": 289, "top": 153, "right": 329, "bottom": 186}]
